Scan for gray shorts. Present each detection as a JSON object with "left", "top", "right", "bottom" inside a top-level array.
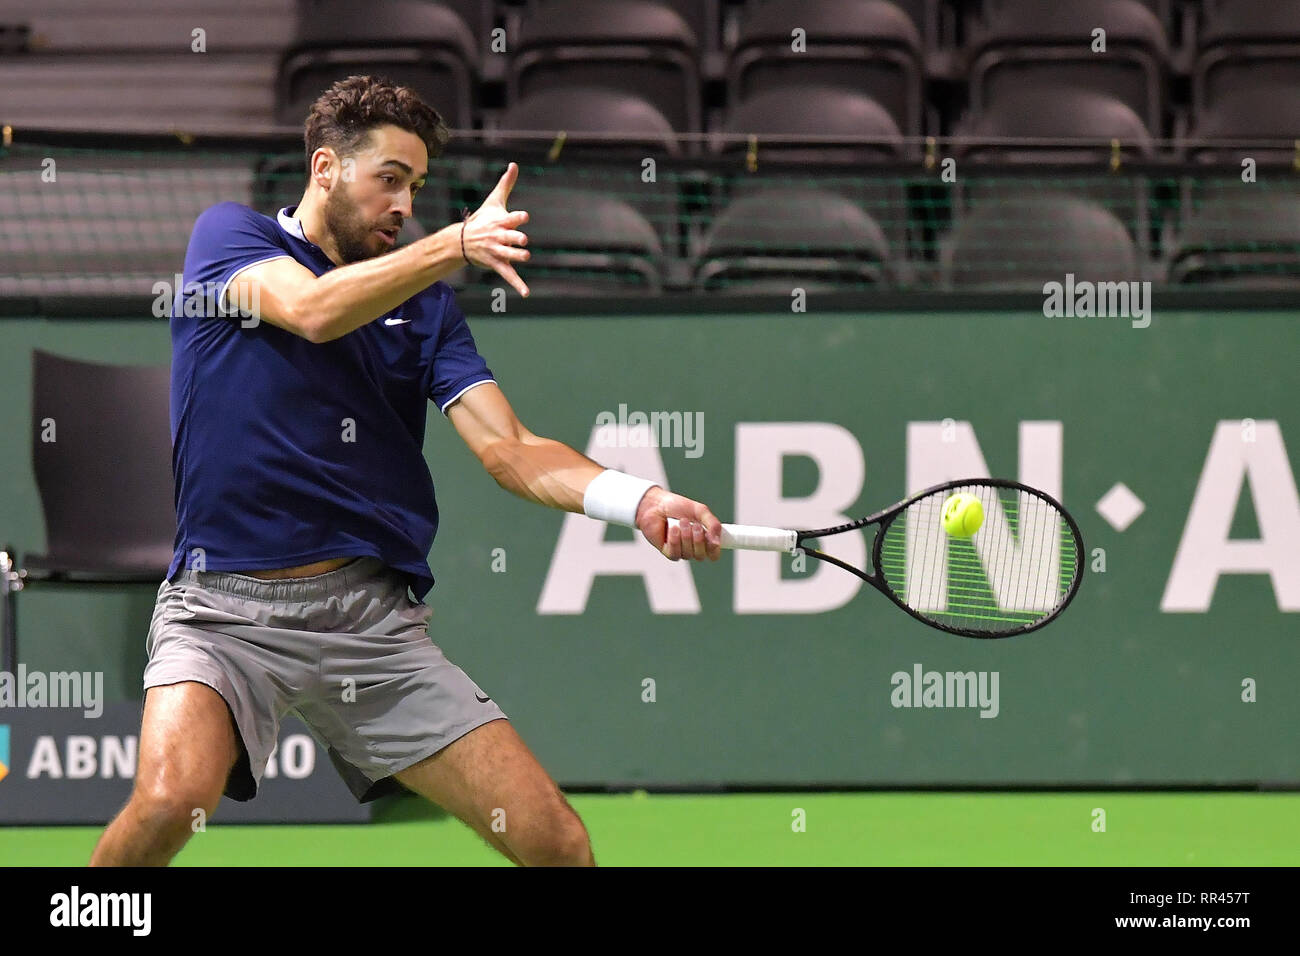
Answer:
[{"left": 142, "top": 555, "right": 508, "bottom": 803}]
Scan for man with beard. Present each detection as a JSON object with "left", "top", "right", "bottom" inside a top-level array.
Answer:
[{"left": 89, "top": 75, "right": 722, "bottom": 867}]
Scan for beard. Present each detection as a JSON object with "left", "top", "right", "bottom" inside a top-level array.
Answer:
[{"left": 322, "top": 186, "right": 395, "bottom": 264}]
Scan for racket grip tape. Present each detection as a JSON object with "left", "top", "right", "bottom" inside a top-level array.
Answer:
[{"left": 666, "top": 518, "right": 797, "bottom": 552}]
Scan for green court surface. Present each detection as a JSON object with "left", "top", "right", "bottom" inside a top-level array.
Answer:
[{"left": 2, "top": 792, "right": 1297, "bottom": 866}]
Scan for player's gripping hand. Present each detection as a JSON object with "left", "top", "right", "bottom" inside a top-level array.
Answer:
[
  {"left": 462, "top": 161, "right": 531, "bottom": 297},
  {"left": 635, "top": 487, "right": 723, "bottom": 562}
]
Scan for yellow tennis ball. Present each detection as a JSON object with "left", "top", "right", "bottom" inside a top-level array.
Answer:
[{"left": 942, "top": 493, "right": 984, "bottom": 538}]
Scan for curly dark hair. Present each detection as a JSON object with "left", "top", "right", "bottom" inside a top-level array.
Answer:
[{"left": 303, "top": 74, "right": 451, "bottom": 166}]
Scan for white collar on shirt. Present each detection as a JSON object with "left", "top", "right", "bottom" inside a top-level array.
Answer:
[{"left": 276, "top": 206, "right": 309, "bottom": 243}]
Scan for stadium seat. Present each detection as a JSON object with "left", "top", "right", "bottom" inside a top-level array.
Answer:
[
  {"left": 1167, "top": 183, "right": 1300, "bottom": 287},
  {"left": 428, "top": 0, "right": 498, "bottom": 51},
  {"left": 1169, "top": 79, "right": 1300, "bottom": 271},
  {"left": 510, "top": 0, "right": 702, "bottom": 136},
  {"left": 0, "top": 54, "right": 281, "bottom": 133},
  {"left": 941, "top": 194, "right": 1141, "bottom": 289},
  {"left": 979, "top": 0, "right": 1173, "bottom": 33},
  {"left": 22, "top": 350, "right": 175, "bottom": 580},
  {"left": 489, "top": 86, "right": 684, "bottom": 256},
  {"left": 276, "top": 0, "right": 478, "bottom": 129},
  {"left": 728, "top": 0, "right": 924, "bottom": 138},
  {"left": 711, "top": 86, "right": 911, "bottom": 281},
  {"left": 1185, "top": 81, "right": 1300, "bottom": 164},
  {"left": 954, "top": 86, "right": 1155, "bottom": 163},
  {"left": 724, "top": 0, "right": 937, "bottom": 48},
  {"left": 522, "top": 0, "right": 722, "bottom": 57},
  {"left": 0, "top": 0, "right": 295, "bottom": 52},
  {"left": 967, "top": 0, "right": 1170, "bottom": 133},
  {"left": 715, "top": 85, "right": 906, "bottom": 163},
  {"left": 1194, "top": 0, "right": 1300, "bottom": 118},
  {"left": 465, "top": 186, "right": 666, "bottom": 295},
  {"left": 493, "top": 85, "right": 681, "bottom": 156},
  {"left": 885, "top": 0, "right": 939, "bottom": 51},
  {"left": 952, "top": 86, "right": 1155, "bottom": 254},
  {"left": 693, "top": 187, "right": 894, "bottom": 292},
  {"left": 0, "top": 152, "right": 257, "bottom": 298},
  {"left": 722, "top": 0, "right": 938, "bottom": 53}
]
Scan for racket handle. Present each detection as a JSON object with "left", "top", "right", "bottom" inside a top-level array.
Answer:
[{"left": 666, "top": 517, "right": 797, "bottom": 552}]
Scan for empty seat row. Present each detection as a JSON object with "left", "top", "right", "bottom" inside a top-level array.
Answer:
[
  {"left": 3, "top": 0, "right": 1295, "bottom": 142},
  {"left": 277, "top": 0, "right": 1300, "bottom": 150},
  {"left": 0, "top": 154, "right": 257, "bottom": 295},
  {"left": 450, "top": 180, "right": 1300, "bottom": 292},
  {"left": 4, "top": 148, "right": 1298, "bottom": 296},
  {"left": 4, "top": 1, "right": 1283, "bottom": 61}
]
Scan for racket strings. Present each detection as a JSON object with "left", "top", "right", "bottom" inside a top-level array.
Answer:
[{"left": 879, "top": 483, "right": 1079, "bottom": 634}]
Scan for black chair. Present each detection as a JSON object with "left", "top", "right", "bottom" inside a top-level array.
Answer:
[
  {"left": 1168, "top": 183, "right": 1300, "bottom": 287},
  {"left": 729, "top": 0, "right": 924, "bottom": 138},
  {"left": 464, "top": 185, "right": 666, "bottom": 295},
  {"left": 494, "top": 85, "right": 683, "bottom": 157},
  {"left": 967, "top": 0, "right": 1169, "bottom": 134},
  {"left": 693, "top": 187, "right": 894, "bottom": 292},
  {"left": 1, "top": 351, "right": 175, "bottom": 671},
  {"left": 723, "top": 0, "right": 939, "bottom": 53},
  {"left": 510, "top": 0, "right": 702, "bottom": 136},
  {"left": 1178, "top": 83, "right": 1300, "bottom": 260},
  {"left": 433, "top": 0, "right": 498, "bottom": 51},
  {"left": 0, "top": 153, "right": 254, "bottom": 299},
  {"left": 980, "top": 0, "right": 1172, "bottom": 32},
  {"left": 276, "top": 0, "right": 478, "bottom": 128},
  {"left": 490, "top": 86, "right": 685, "bottom": 256},
  {"left": 712, "top": 84, "right": 911, "bottom": 273},
  {"left": 24, "top": 350, "right": 175, "bottom": 579},
  {"left": 942, "top": 194, "right": 1141, "bottom": 289},
  {"left": 715, "top": 84, "right": 907, "bottom": 164},
  {"left": 0, "top": 546, "right": 19, "bottom": 675},
  {"left": 1195, "top": 0, "right": 1300, "bottom": 118},
  {"left": 525, "top": 0, "right": 721, "bottom": 56},
  {"left": 888, "top": 0, "right": 941, "bottom": 53},
  {"left": 952, "top": 86, "right": 1156, "bottom": 257},
  {"left": 710, "top": 85, "right": 911, "bottom": 282},
  {"left": 1185, "top": 81, "right": 1300, "bottom": 165},
  {"left": 954, "top": 85, "right": 1156, "bottom": 163}
]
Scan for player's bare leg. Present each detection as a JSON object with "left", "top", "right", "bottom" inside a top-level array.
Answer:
[
  {"left": 89, "top": 682, "right": 240, "bottom": 866},
  {"left": 394, "top": 718, "right": 594, "bottom": 866}
]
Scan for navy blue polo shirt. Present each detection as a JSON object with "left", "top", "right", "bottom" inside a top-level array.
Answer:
[{"left": 166, "top": 201, "right": 494, "bottom": 600}]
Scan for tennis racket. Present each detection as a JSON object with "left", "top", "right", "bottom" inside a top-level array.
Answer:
[{"left": 669, "top": 478, "right": 1084, "bottom": 638}]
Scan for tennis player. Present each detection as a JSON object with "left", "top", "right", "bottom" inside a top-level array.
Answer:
[{"left": 88, "top": 75, "right": 722, "bottom": 867}]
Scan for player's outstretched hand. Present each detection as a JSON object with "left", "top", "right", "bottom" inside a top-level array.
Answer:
[
  {"left": 636, "top": 487, "right": 723, "bottom": 561},
  {"left": 462, "top": 162, "right": 531, "bottom": 297}
]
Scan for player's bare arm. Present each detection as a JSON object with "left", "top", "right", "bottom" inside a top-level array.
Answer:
[
  {"left": 226, "top": 154, "right": 531, "bottom": 344},
  {"left": 446, "top": 381, "right": 723, "bottom": 562}
]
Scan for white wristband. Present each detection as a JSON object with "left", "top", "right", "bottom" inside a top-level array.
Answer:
[{"left": 583, "top": 470, "right": 658, "bottom": 528}]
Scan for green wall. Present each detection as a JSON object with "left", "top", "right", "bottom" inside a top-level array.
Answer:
[{"left": 2, "top": 311, "right": 1296, "bottom": 785}]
